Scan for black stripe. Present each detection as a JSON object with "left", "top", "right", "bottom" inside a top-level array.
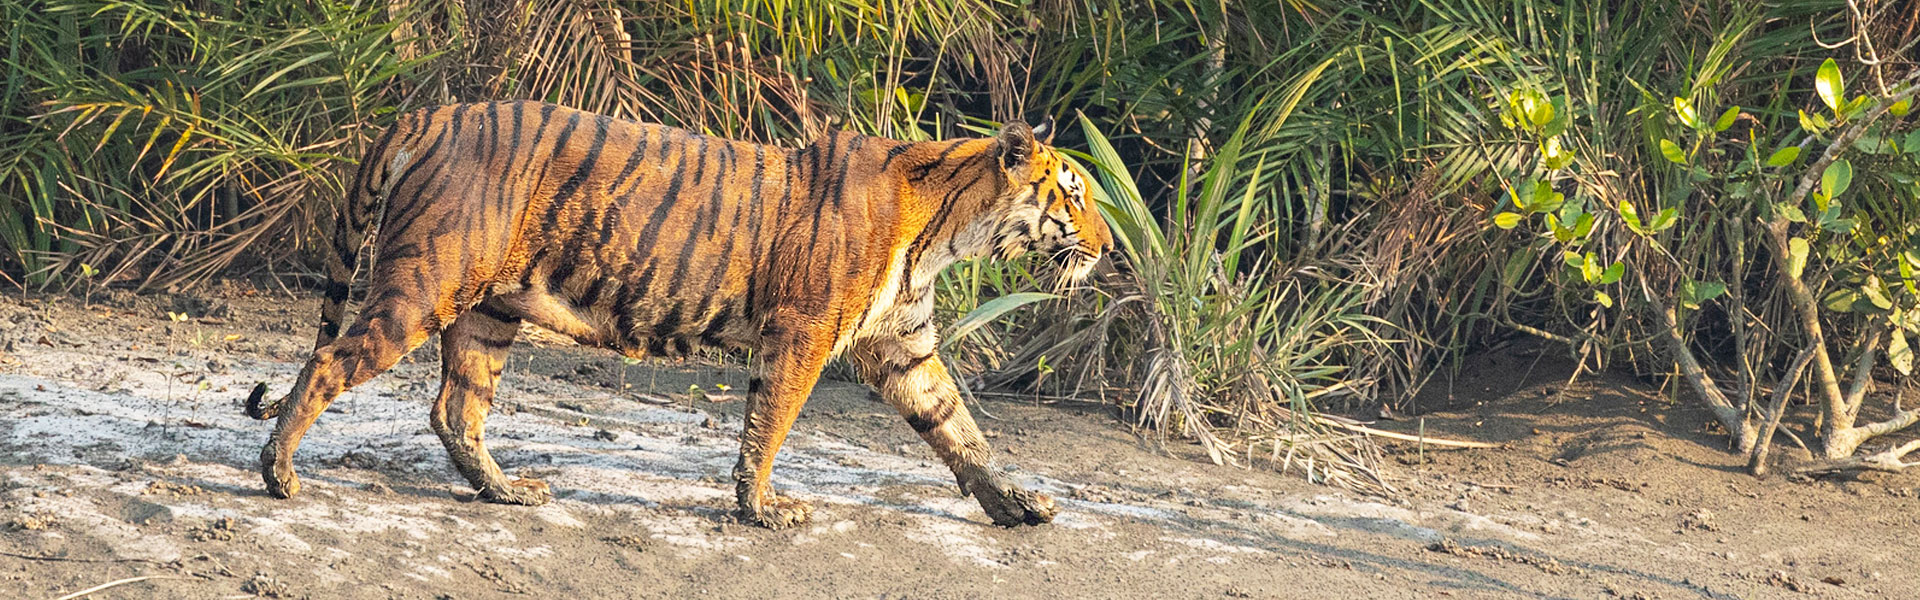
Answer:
[
  {"left": 576, "top": 277, "right": 608, "bottom": 308},
  {"left": 485, "top": 102, "right": 502, "bottom": 165},
  {"left": 792, "top": 134, "right": 841, "bottom": 316},
  {"left": 892, "top": 353, "right": 934, "bottom": 374},
  {"left": 906, "top": 400, "right": 956, "bottom": 433},
  {"left": 691, "top": 135, "right": 709, "bottom": 184},
  {"left": 652, "top": 305, "right": 683, "bottom": 341},
  {"left": 472, "top": 302, "right": 521, "bottom": 324},
  {"left": 697, "top": 307, "right": 733, "bottom": 347},
  {"left": 525, "top": 110, "right": 586, "bottom": 241},
  {"left": 473, "top": 335, "right": 515, "bottom": 350},
  {"left": 687, "top": 145, "right": 760, "bottom": 328},
  {"left": 544, "top": 117, "right": 613, "bottom": 292},
  {"left": 879, "top": 143, "right": 913, "bottom": 171},
  {"left": 606, "top": 127, "right": 652, "bottom": 196},
  {"left": 830, "top": 136, "right": 865, "bottom": 210},
  {"left": 626, "top": 142, "right": 694, "bottom": 303},
  {"left": 446, "top": 369, "right": 477, "bottom": 391},
  {"left": 903, "top": 320, "right": 933, "bottom": 336},
  {"left": 662, "top": 139, "right": 716, "bottom": 297},
  {"left": 909, "top": 140, "right": 966, "bottom": 181},
  {"left": 551, "top": 116, "right": 609, "bottom": 208},
  {"left": 355, "top": 118, "right": 403, "bottom": 199},
  {"left": 380, "top": 124, "right": 454, "bottom": 221}
]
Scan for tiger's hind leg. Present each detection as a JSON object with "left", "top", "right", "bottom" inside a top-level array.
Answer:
[
  {"left": 430, "top": 300, "right": 550, "bottom": 505},
  {"left": 255, "top": 279, "right": 443, "bottom": 499},
  {"left": 848, "top": 328, "right": 1056, "bottom": 527}
]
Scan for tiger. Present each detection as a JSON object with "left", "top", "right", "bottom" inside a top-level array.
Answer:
[{"left": 242, "top": 100, "right": 1111, "bottom": 529}]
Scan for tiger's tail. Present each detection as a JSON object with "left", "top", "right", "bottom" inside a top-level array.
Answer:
[{"left": 245, "top": 119, "right": 407, "bottom": 420}]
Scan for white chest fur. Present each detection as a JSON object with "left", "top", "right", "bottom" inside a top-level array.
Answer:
[{"left": 835, "top": 247, "right": 912, "bottom": 354}]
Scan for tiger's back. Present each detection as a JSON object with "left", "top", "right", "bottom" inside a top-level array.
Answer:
[{"left": 347, "top": 102, "right": 792, "bottom": 358}]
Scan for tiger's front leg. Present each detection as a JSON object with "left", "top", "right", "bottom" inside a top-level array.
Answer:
[
  {"left": 733, "top": 316, "right": 836, "bottom": 529},
  {"left": 848, "top": 327, "right": 1057, "bottom": 527}
]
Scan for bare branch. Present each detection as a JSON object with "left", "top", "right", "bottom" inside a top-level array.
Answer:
[
  {"left": 1751, "top": 346, "right": 1819, "bottom": 477},
  {"left": 1792, "top": 439, "right": 1920, "bottom": 478},
  {"left": 1637, "top": 266, "right": 1756, "bottom": 451},
  {"left": 1842, "top": 324, "right": 1887, "bottom": 421}
]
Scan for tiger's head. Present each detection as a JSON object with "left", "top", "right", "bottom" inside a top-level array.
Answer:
[{"left": 984, "top": 119, "right": 1113, "bottom": 288}]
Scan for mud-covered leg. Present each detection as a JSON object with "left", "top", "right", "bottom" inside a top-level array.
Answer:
[
  {"left": 733, "top": 320, "right": 834, "bottom": 529},
  {"left": 849, "top": 329, "right": 1056, "bottom": 527},
  {"left": 432, "top": 301, "right": 549, "bottom": 505},
  {"left": 256, "top": 296, "right": 439, "bottom": 499}
]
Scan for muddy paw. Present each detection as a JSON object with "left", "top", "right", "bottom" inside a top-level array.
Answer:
[
  {"left": 262, "top": 451, "right": 300, "bottom": 499},
  {"left": 972, "top": 479, "right": 1057, "bottom": 527},
  {"left": 741, "top": 494, "right": 813, "bottom": 530},
  {"left": 480, "top": 478, "right": 553, "bottom": 506}
]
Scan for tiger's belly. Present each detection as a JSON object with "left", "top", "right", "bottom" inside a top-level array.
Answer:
[{"left": 488, "top": 275, "right": 759, "bottom": 360}]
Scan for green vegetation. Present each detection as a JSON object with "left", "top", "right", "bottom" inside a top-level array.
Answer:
[{"left": 5, "top": 0, "right": 1918, "bottom": 485}]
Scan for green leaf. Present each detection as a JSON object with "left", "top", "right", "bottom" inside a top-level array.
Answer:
[
  {"left": 1531, "top": 182, "right": 1565, "bottom": 213},
  {"left": 1658, "top": 139, "right": 1687, "bottom": 164},
  {"left": 1648, "top": 208, "right": 1678, "bottom": 233},
  {"left": 1845, "top": 95, "right": 1871, "bottom": 118},
  {"left": 1563, "top": 251, "right": 1585, "bottom": 269},
  {"left": 1863, "top": 279, "right": 1894, "bottom": 310},
  {"left": 1823, "top": 288, "right": 1860, "bottom": 313},
  {"left": 1816, "top": 58, "right": 1843, "bottom": 114},
  {"left": 1680, "top": 280, "right": 1728, "bottom": 310},
  {"left": 1493, "top": 212, "right": 1523, "bottom": 229},
  {"left": 1527, "top": 93, "right": 1554, "bottom": 129},
  {"left": 1712, "top": 105, "right": 1740, "bottom": 132},
  {"left": 1788, "top": 237, "right": 1810, "bottom": 278},
  {"left": 1621, "top": 201, "right": 1645, "bottom": 234},
  {"left": 1548, "top": 212, "right": 1589, "bottom": 244},
  {"left": 1903, "top": 259, "right": 1919, "bottom": 297},
  {"left": 1821, "top": 159, "right": 1853, "bottom": 199},
  {"left": 1891, "top": 330, "right": 1913, "bottom": 376},
  {"left": 1543, "top": 95, "right": 1572, "bottom": 137},
  {"left": 1581, "top": 252, "right": 1603, "bottom": 282},
  {"left": 943, "top": 292, "right": 1061, "bottom": 349},
  {"left": 1775, "top": 202, "right": 1808, "bottom": 223},
  {"left": 1593, "top": 290, "right": 1614, "bottom": 308},
  {"left": 1599, "top": 262, "right": 1625, "bottom": 285},
  {"left": 1765, "top": 146, "right": 1801, "bottom": 167},
  {"left": 1798, "top": 109, "right": 1822, "bottom": 133},
  {"left": 1541, "top": 137, "right": 1574, "bottom": 170},
  {"left": 1893, "top": 98, "right": 1912, "bottom": 118},
  {"left": 1673, "top": 97, "right": 1700, "bottom": 129}
]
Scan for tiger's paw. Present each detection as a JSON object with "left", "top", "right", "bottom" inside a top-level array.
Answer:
[
  {"left": 971, "top": 478, "right": 1057, "bottom": 527},
  {"left": 480, "top": 478, "right": 553, "bottom": 506},
  {"left": 261, "top": 449, "right": 300, "bottom": 499},
  {"left": 740, "top": 494, "right": 813, "bottom": 530}
]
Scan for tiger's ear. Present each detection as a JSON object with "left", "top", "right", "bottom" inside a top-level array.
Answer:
[
  {"left": 1031, "top": 116, "right": 1055, "bottom": 145},
  {"left": 997, "top": 121, "right": 1035, "bottom": 173}
]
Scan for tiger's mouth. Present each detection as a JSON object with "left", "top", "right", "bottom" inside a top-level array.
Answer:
[{"left": 1047, "top": 244, "right": 1103, "bottom": 292}]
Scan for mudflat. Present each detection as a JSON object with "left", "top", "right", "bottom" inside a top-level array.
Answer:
[{"left": 2, "top": 288, "right": 1915, "bottom": 599}]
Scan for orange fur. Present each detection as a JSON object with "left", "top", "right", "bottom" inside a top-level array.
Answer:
[{"left": 245, "top": 101, "right": 1111, "bottom": 528}]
